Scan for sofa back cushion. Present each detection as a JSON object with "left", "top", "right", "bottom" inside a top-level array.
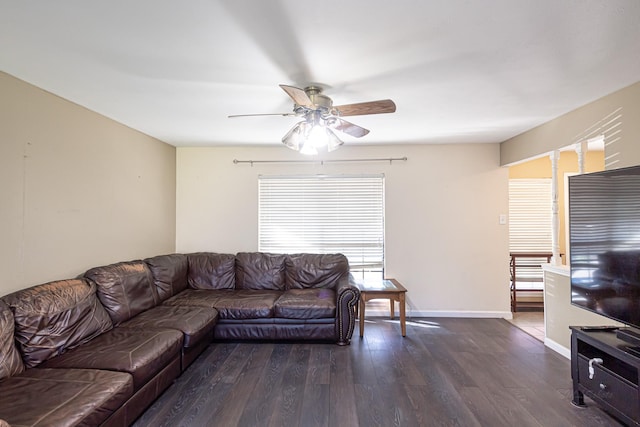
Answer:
[
  {"left": 144, "top": 254, "right": 189, "bottom": 301},
  {"left": 85, "top": 261, "right": 159, "bottom": 325},
  {"left": 2, "top": 279, "right": 113, "bottom": 368},
  {"left": 187, "top": 253, "right": 236, "bottom": 290},
  {"left": 285, "top": 253, "right": 350, "bottom": 289},
  {"left": 236, "top": 252, "right": 287, "bottom": 290},
  {"left": 0, "top": 300, "right": 24, "bottom": 379}
]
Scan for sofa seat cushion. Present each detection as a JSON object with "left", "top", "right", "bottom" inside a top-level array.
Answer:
[
  {"left": 2, "top": 279, "right": 113, "bottom": 368},
  {"left": 119, "top": 305, "right": 218, "bottom": 347},
  {"left": 0, "top": 368, "right": 133, "bottom": 427},
  {"left": 213, "top": 320, "right": 335, "bottom": 341},
  {"left": 164, "top": 289, "right": 281, "bottom": 320},
  {"left": 274, "top": 289, "right": 336, "bottom": 319},
  {"left": 40, "top": 328, "right": 182, "bottom": 390}
]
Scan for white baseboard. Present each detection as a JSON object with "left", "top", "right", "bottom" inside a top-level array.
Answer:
[
  {"left": 363, "top": 308, "right": 513, "bottom": 319},
  {"left": 544, "top": 337, "right": 571, "bottom": 359}
]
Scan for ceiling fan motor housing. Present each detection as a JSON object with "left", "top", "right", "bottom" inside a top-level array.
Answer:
[{"left": 304, "top": 86, "right": 333, "bottom": 110}]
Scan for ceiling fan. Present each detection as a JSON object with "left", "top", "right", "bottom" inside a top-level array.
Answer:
[{"left": 229, "top": 85, "right": 396, "bottom": 154}]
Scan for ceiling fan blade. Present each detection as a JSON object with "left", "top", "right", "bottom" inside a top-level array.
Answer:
[
  {"left": 328, "top": 117, "right": 370, "bottom": 138},
  {"left": 333, "top": 99, "right": 396, "bottom": 117},
  {"left": 228, "top": 112, "right": 298, "bottom": 118},
  {"left": 280, "top": 84, "right": 314, "bottom": 107}
]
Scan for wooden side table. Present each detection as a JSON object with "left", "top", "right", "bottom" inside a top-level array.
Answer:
[{"left": 358, "top": 278, "right": 407, "bottom": 337}]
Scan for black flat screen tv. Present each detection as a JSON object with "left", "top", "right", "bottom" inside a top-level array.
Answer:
[{"left": 569, "top": 165, "right": 640, "bottom": 340}]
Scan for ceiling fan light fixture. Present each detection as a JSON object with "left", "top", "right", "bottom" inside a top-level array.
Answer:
[
  {"left": 326, "top": 128, "right": 343, "bottom": 152},
  {"left": 307, "top": 123, "right": 327, "bottom": 146},
  {"left": 282, "top": 121, "right": 305, "bottom": 151},
  {"left": 298, "top": 122, "right": 323, "bottom": 155},
  {"left": 283, "top": 119, "right": 345, "bottom": 155}
]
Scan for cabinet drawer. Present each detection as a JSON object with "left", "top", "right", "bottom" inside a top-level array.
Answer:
[{"left": 578, "top": 356, "right": 639, "bottom": 420}]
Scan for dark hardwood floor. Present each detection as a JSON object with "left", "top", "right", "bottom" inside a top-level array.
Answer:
[{"left": 133, "top": 318, "right": 624, "bottom": 427}]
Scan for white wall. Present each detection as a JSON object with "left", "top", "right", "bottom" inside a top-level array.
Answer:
[
  {"left": 177, "top": 143, "right": 510, "bottom": 317},
  {"left": 0, "top": 72, "right": 177, "bottom": 296}
]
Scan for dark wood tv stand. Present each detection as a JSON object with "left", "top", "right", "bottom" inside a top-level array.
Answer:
[{"left": 570, "top": 326, "right": 640, "bottom": 426}]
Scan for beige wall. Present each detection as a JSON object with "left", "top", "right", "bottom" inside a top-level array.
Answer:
[
  {"left": 501, "top": 80, "right": 640, "bottom": 168},
  {"left": 176, "top": 144, "right": 511, "bottom": 316},
  {"left": 0, "top": 72, "right": 176, "bottom": 296}
]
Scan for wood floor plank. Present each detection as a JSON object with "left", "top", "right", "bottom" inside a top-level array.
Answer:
[
  {"left": 401, "top": 348, "right": 483, "bottom": 427},
  {"left": 307, "top": 345, "right": 331, "bottom": 385},
  {"left": 416, "top": 334, "right": 478, "bottom": 388},
  {"left": 370, "top": 347, "right": 427, "bottom": 385},
  {"left": 353, "top": 383, "right": 388, "bottom": 426},
  {"left": 403, "top": 381, "right": 482, "bottom": 427},
  {"left": 268, "top": 346, "right": 310, "bottom": 427},
  {"left": 329, "top": 346, "right": 359, "bottom": 426},
  {"left": 132, "top": 318, "right": 625, "bottom": 427},
  {"left": 348, "top": 339, "right": 377, "bottom": 386},
  {"left": 299, "top": 383, "right": 330, "bottom": 427},
  {"left": 133, "top": 343, "right": 237, "bottom": 426},
  {"left": 508, "top": 386, "right": 616, "bottom": 427},
  {"left": 195, "top": 344, "right": 274, "bottom": 426},
  {"left": 235, "top": 343, "right": 291, "bottom": 427},
  {"left": 458, "top": 386, "right": 513, "bottom": 426}
]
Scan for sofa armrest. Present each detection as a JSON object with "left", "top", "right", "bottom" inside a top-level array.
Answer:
[{"left": 335, "top": 275, "right": 360, "bottom": 345}]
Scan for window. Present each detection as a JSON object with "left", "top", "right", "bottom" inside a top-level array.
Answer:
[
  {"left": 508, "top": 178, "right": 553, "bottom": 281},
  {"left": 258, "top": 174, "right": 385, "bottom": 280}
]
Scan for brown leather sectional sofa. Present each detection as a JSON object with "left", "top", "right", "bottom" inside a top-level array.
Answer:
[{"left": 0, "top": 252, "right": 360, "bottom": 427}]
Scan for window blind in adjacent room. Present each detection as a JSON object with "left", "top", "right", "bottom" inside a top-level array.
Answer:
[
  {"left": 509, "top": 178, "right": 553, "bottom": 252},
  {"left": 508, "top": 178, "right": 553, "bottom": 281},
  {"left": 258, "top": 174, "right": 385, "bottom": 280}
]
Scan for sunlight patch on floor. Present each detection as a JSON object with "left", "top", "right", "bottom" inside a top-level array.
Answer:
[{"left": 381, "top": 319, "right": 441, "bottom": 329}]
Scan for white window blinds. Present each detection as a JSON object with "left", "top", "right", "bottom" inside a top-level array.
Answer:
[
  {"left": 258, "top": 175, "right": 385, "bottom": 279},
  {"left": 508, "top": 178, "right": 553, "bottom": 283},
  {"left": 508, "top": 178, "right": 553, "bottom": 253}
]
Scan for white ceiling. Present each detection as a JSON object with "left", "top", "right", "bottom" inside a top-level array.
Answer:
[{"left": 2, "top": 1, "right": 640, "bottom": 148}]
